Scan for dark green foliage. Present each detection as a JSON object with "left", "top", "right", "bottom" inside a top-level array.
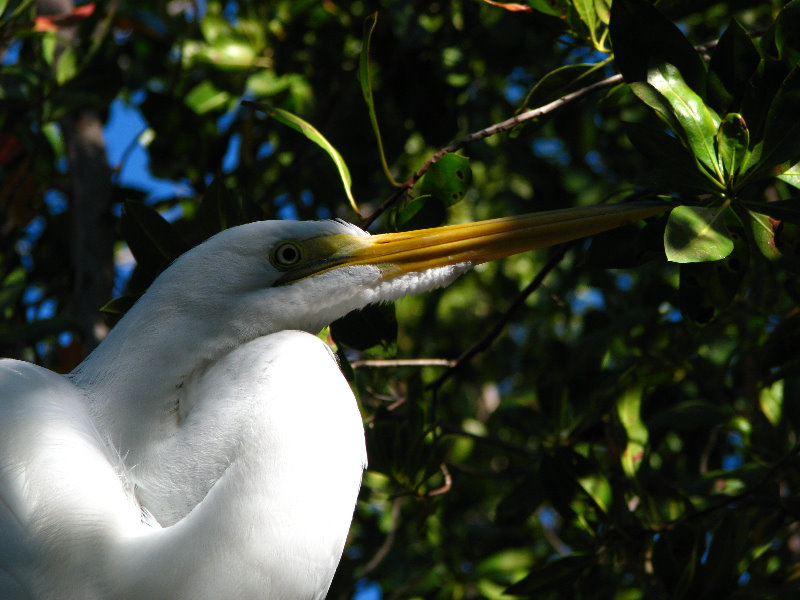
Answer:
[{"left": 3, "top": 1, "right": 800, "bottom": 598}]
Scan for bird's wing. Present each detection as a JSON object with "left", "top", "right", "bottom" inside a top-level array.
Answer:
[{"left": 0, "top": 359, "right": 144, "bottom": 599}]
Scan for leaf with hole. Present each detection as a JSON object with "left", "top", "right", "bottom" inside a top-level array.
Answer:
[{"left": 418, "top": 154, "right": 473, "bottom": 206}]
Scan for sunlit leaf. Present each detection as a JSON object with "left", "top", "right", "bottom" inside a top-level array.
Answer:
[
  {"left": 359, "top": 12, "right": 400, "bottom": 187},
  {"left": 759, "top": 380, "right": 783, "bottom": 426},
  {"left": 647, "top": 63, "right": 722, "bottom": 180},
  {"left": 418, "top": 153, "right": 472, "bottom": 206},
  {"left": 665, "top": 206, "right": 733, "bottom": 263},
  {"left": 55, "top": 47, "right": 79, "bottom": 85},
  {"left": 616, "top": 386, "right": 647, "bottom": 478},
  {"left": 574, "top": 0, "right": 598, "bottom": 47},
  {"left": 628, "top": 81, "right": 684, "bottom": 142},
  {"left": 245, "top": 101, "right": 360, "bottom": 216},
  {"left": 777, "top": 161, "right": 800, "bottom": 189},
  {"left": 748, "top": 209, "right": 782, "bottom": 261},
  {"left": 185, "top": 81, "right": 230, "bottom": 114}
]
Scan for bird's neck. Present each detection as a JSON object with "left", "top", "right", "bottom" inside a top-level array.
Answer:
[
  {"left": 71, "top": 290, "right": 247, "bottom": 464},
  {"left": 109, "top": 331, "right": 366, "bottom": 599}
]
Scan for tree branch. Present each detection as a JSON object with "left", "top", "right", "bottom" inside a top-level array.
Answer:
[
  {"left": 428, "top": 242, "right": 574, "bottom": 392},
  {"left": 352, "top": 358, "right": 456, "bottom": 369},
  {"left": 361, "top": 74, "right": 623, "bottom": 228}
]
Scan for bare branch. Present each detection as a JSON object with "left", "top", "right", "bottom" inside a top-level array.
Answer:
[
  {"left": 428, "top": 242, "right": 573, "bottom": 392},
  {"left": 351, "top": 358, "right": 456, "bottom": 369},
  {"left": 361, "top": 74, "right": 623, "bottom": 228}
]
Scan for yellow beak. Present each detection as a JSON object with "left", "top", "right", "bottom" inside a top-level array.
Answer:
[{"left": 276, "top": 202, "right": 667, "bottom": 284}]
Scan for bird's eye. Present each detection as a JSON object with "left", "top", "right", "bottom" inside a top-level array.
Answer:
[{"left": 271, "top": 242, "right": 303, "bottom": 268}]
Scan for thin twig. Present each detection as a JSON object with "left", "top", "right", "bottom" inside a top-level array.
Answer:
[
  {"left": 428, "top": 242, "right": 574, "bottom": 392},
  {"left": 361, "top": 74, "right": 623, "bottom": 228},
  {"left": 360, "top": 499, "right": 403, "bottom": 576},
  {"left": 654, "top": 441, "right": 800, "bottom": 533},
  {"left": 426, "top": 463, "right": 453, "bottom": 497},
  {"left": 351, "top": 358, "right": 456, "bottom": 369}
]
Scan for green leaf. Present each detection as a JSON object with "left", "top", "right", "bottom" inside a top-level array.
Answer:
[
  {"left": 715, "top": 113, "right": 749, "bottom": 183},
  {"left": 494, "top": 473, "right": 544, "bottom": 526},
  {"left": 121, "top": 201, "right": 188, "bottom": 273},
  {"left": 677, "top": 216, "right": 747, "bottom": 324},
  {"left": 100, "top": 295, "right": 138, "bottom": 327},
  {"left": 574, "top": 0, "right": 597, "bottom": 38},
  {"left": 525, "top": 0, "right": 560, "bottom": 17},
  {"left": 664, "top": 206, "right": 733, "bottom": 263},
  {"left": 393, "top": 195, "right": 447, "bottom": 232},
  {"left": 609, "top": 0, "right": 706, "bottom": 93},
  {"left": 647, "top": 63, "right": 722, "bottom": 180},
  {"left": 185, "top": 81, "right": 230, "bottom": 114},
  {"left": 519, "top": 63, "right": 603, "bottom": 112},
  {"left": 0, "top": 268, "right": 26, "bottom": 314},
  {"left": 594, "top": 0, "right": 610, "bottom": 24},
  {"left": 418, "top": 153, "right": 473, "bottom": 206},
  {"left": 573, "top": 0, "right": 606, "bottom": 50},
  {"left": 777, "top": 162, "right": 800, "bottom": 190},
  {"left": 330, "top": 304, "right": 398, "bottom": 351},
  {"left": 741, "top": 198, "right": 800, "bottom": 224},
  {"left": 752, "top": 66, "right": 800, "bottom": 176},
  {"left": 775, "top": 0, "right": 800, "bottom": 67},
  {"left": 623, "top": 120, "right": 717, "bottom": 193},
  {"left": 246, "top": 100, "right": 360, "bottom": 216},
  {"left": 505, "top": 554, "right": 592, "bottom": 595},
  {"left": 359, "top": 12, "right": 400, "bottom": 187},
  {"left": 759, "top": 380, "right": 783, "bottom": 426},
  {"left": 748, "top": 209, "right": 782, "bottom": 261},
  {"left": 616, "top": 386, "right": 647, "bottom": 478},
  {"left": 707, "top": 19, "right": 762, "bottom": 114},
  {"left": 55, "top": 47, "right": 78, "bottom": 85},
  {"left": 628, "top": 82, "right": 683, "bottom": 139}
]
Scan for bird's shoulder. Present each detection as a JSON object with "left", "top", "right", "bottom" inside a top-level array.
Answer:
[{"left": 0, "top": 359, "right": 143, "bottom": 599}]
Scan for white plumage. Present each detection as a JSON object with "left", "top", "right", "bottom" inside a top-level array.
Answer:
[{"left": 0, "top": 204, "right": 664, "bottom": 599}]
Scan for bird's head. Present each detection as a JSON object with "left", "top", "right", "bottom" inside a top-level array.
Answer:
[{"left": 147, "top": 202, "right": 666, "bottom": 340}]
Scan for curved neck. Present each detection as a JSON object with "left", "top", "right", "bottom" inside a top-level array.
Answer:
[{"left": 110, "top": 332, "right": 366, "bottom": 599}]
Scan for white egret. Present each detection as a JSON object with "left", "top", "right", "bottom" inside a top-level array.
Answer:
[{"left": 0, "top": 203, "right": 664, "bottom": 599}]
